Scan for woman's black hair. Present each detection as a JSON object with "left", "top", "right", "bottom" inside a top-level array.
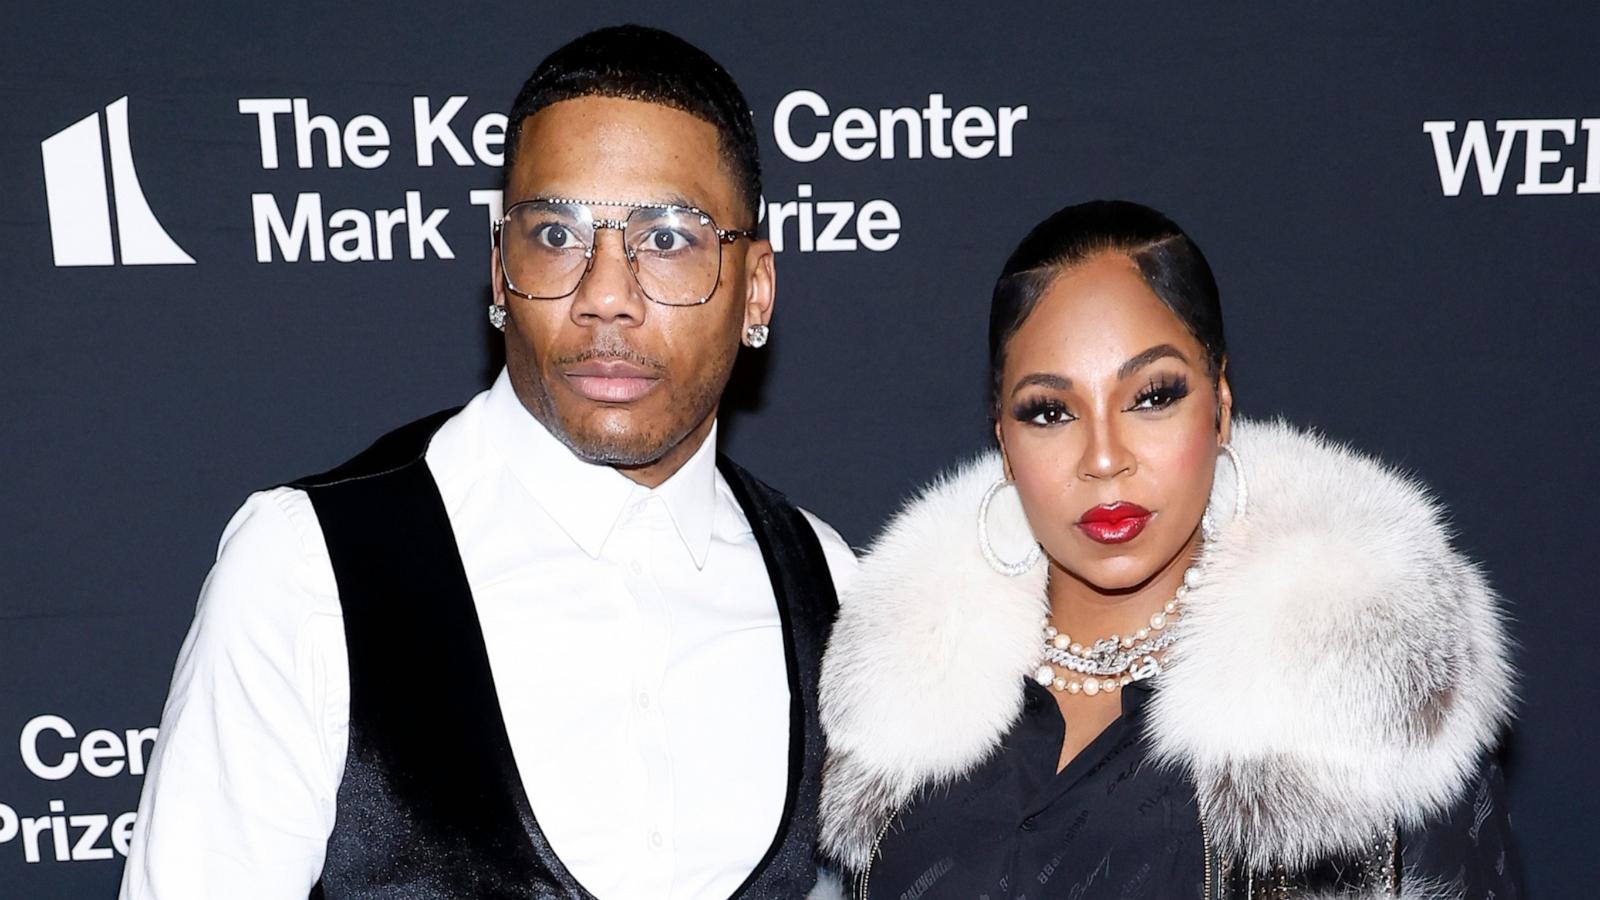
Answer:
[
  {"left": 988, "top": 200, "right": 1226, "bottom": 411},
  {"left": 503, "top": 24, "right": 762, "bottom": 227}
]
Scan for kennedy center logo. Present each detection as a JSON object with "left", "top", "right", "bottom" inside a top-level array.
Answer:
[{"left": 40, "top": 97, "right": 195, "bottom": 267}]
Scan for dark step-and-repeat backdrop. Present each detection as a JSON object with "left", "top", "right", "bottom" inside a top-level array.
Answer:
[{"left": 2, "top": 3, "right": 1593, "bottom": 897}]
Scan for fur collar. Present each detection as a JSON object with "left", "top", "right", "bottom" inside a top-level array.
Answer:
[{"left": 819, "top": 418, "right": 1515, "bottom": 875}]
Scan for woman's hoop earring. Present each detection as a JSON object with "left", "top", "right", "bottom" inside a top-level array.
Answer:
[
  {"left": 1201, "top": 443, "right": 1249, "bottom": 541},
  {"left": 978, "top": 477, "right": 1043, "bottom": 577}
]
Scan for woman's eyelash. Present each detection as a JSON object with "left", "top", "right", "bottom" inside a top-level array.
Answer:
[
  {"left": 1011, "top": 397, "right": 1074, "bottom": 426},
  {"left": 1132, "top": 376, "right": 1190, "bottom": 409},
  {"left": 1009, "top": 377, "right": 1189, "bottom": 424}
]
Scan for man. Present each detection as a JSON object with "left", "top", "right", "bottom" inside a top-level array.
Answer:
[{"left": 120, "top": 24, "right": 854, "bottom": 900}]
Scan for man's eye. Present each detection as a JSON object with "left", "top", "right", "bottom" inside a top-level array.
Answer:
[
  {"left": 643, "top": 229, "right": 690, "bottom": 252},
  {"left": 538, "top": 224, "right": 575, "bottom": 249}
]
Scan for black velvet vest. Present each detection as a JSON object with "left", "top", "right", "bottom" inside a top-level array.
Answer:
[{"left": 293, "top": 410, "right": 840, "bottom": 900}]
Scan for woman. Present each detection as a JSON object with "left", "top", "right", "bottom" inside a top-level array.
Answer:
[{"left": 818, "top": 201, "right": 1519, "bottom": 898}]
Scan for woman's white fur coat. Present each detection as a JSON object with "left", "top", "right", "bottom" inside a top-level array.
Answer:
[{"left": 818, "top": 418, "right": 1514, "bottom": 895}]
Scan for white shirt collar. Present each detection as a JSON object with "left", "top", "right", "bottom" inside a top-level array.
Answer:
[{"left": 481, "top": 368, "right": 719, "bottom": 568}]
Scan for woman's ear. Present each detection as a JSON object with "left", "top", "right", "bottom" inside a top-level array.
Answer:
[
  {"left": 1215, "top": 356, "right": 1233, "bottom": 445},
  {"left": 994, "top": 419, "right": 1014, "bottom": 481}
]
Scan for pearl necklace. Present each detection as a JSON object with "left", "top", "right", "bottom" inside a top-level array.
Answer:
[{"left": 1033, "top": 564, "right": 1201, "bottom": 696}]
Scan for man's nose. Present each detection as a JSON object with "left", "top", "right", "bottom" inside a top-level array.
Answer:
[{"left": 569, "top": 228, "right": 647, "bottom": 325}]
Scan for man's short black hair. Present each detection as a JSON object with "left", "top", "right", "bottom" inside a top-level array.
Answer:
[{"left": 504, "top": 24, "right": 762, "bottom": 228}]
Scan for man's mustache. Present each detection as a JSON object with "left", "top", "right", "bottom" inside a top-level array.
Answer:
[{"left": 552, "top": 334, "right": 667, "bottom": 372}]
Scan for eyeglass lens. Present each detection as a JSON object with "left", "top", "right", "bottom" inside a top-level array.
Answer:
[{"left": 500, "top": 202, "right": 724, "bottom": 306}]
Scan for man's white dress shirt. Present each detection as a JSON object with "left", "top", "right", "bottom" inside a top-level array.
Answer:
[{"left": 119, "top": 369, "right": 855, "bottom": 900}]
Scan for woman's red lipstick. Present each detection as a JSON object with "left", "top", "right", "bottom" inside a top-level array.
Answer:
[{"left": 1076, "top": 502, "right": 1153, "bottom": 544}]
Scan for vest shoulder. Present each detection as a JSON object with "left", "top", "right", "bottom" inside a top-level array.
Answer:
[
  {"left": 290, "top": 408, "right": 462, "bottom": 489},
  {"left": 716, "top": 454, "right": 804, "bottom": 514},
  {"left": 714, "top": 453, "right": 782, "bottom": 495}
]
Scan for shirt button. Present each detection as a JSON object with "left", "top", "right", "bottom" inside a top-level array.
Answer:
[
  {"left": 650, "top": 830, "right": 665, "bottom": 849},
  {"left": 1020, "top": 815, "right": 1038, "bottom": 832},
  {"left": 637, "top": 691, "right": 651, "bottom": 709},
  {"left": 629, "top": 560, "right": 644, "bottom": 576}
]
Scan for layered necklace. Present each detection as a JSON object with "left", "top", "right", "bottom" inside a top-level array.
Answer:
[{"left": 1034, "top": 563, "right": 1201, "bottom": 696}]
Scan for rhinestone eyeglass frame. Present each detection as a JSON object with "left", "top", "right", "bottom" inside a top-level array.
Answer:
[{"left": 493, "top": 197, "right": 756, "bottom": 307}]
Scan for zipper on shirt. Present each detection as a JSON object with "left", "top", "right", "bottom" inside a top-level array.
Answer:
[
  {"left": 856, "top": 806, "right": 901, "bottom": 900},
  {"left": 1200, "top": 812, "right": 1215, "bottom": 900}
]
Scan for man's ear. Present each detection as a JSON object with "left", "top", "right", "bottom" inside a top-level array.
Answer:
[
  {"left": 490, "top": 245, "right": 506, "bottom": 310},
  {"left": 740, "top": 239, "right": 776, "bottom": 343}
]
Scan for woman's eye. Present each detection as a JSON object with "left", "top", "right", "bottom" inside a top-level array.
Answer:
[
  {"left": 1130, "top": 378, "right": 1190, "bottom": 411},
  {"left": 1013, "top": 400, "right": 1074, "bottom": 426}
]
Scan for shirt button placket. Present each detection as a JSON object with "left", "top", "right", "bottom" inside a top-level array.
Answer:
[
  {"left": 614, "top": 497, "right": 663, "bottom": 896},
  {"left": 631, "top": 496, "right": 674, "bottom": 894}
]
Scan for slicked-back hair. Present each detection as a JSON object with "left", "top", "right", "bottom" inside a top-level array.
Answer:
[
  {"left": 503, "top": 24, "right": 762, "bottom": 228},
  {"left": 988, "top": 200, "right": 1227, "bottom": 412}
]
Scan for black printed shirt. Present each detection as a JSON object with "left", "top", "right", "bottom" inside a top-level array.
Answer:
[{"left": 864, "top": 679, "right": 1521, "bottom": 900}]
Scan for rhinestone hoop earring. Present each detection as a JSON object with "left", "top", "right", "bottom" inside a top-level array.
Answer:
[
  {"left": 1201, "top": 443, "right": 1249, "bottom": 541},
  {"left": 978, "top": 476, "right": 1042, "bottom": 577},
  {"left": 488, "top": 304, "right": 507, "bottom": 331},
  {"left": 745, "top": 323, "right": 769, "bottom": 348}
]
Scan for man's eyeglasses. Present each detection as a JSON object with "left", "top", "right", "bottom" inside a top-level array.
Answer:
[{"left": 493, "top": 198, "right": 755, "bottom": 307}]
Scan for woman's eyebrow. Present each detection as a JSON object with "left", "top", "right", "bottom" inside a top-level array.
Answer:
[
  {"left": 1010, "top": 372, "right": 1072, "bottom": 396},
  {"left": 1118, "top": 344, "right": 1190, "bottom": 380}
]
